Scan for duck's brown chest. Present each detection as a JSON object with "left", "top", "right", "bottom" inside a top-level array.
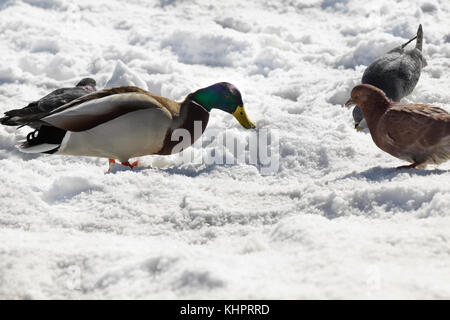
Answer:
[{"left": 157, "top": 101, "right": 210, "bottom": 155}]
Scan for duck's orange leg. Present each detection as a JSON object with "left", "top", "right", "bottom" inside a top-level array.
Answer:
[
  {"left": 107, "top": 158, "right": 116, "bottom": 172},
  {"left": 121, "top": 160, "right": 139, "bottom": 169}
]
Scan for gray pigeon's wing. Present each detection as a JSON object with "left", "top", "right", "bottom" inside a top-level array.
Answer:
[
  {"left": 362, "top": 53, "right": 404, "bottom": 101},
  {"left": 362, "top": 51, "right": 424, "bottom": 101},
  {"left": 394, "top": 50, "right": 424, "bottom": 97},
  {"left": 36, "top": 87, "right": 94, "bottom": 113},
  {"left": 1, "top": 84, "right": 96, "bottom": 128}
]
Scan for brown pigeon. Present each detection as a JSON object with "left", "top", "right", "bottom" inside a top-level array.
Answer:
[{"left": 345, "top": 84, "right": 450, "bottom": 169}]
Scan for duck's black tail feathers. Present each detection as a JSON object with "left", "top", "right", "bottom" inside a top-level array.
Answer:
[{"left": 19, "top": 125, "right": 66, "bottom": 154}]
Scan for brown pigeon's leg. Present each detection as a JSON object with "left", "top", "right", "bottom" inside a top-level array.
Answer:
[
  {"left": 121, "top": 160, "right": 138, "bottom": 169},
  {"left": 396, "top": 162, "right": 421, "bottom": 170},
  {"left": 107, "top": 158, "right": 116, "bottom": 172}
]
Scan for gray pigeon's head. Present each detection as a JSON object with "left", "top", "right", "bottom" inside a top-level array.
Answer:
[
  {"left": 76, "top": 78, "right": 96, "bottom": 89},
  {"left": 352, "top": 105, "right": 364, "bottom": 129}
]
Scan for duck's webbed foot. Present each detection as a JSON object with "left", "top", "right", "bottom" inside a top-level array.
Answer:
[
  {"left": 107, "top": 159, "right": 139, "bottom": 172},
  {"left": 121, "top": 160, "right": 139, "bottom": 169}
]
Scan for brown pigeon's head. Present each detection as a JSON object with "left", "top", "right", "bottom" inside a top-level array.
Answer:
[{"left": 345, "top": 84, "right": 390, "bottom": 109}]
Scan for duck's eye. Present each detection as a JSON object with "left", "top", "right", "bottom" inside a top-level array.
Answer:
[{"left": 240, "top": 111, "right": 244, "bottom": 115}]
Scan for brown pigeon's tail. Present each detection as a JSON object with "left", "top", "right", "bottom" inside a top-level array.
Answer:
[{"left": 416, "top": 24, "right": 423, "bottom": 51}]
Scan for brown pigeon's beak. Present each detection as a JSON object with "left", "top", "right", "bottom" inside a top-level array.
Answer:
[{"left": 344, "top": 98, "right": 354, "bottom": 107}]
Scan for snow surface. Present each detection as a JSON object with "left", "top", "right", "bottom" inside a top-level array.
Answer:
[{"left": 1, "top": 0, "right": 450, "bottom": 299}]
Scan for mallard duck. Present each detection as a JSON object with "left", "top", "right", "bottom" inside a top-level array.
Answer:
[
  {"left": 1, "top": 78, "right": 96, "bottom": 129},
  {"left": 353, "top": 25, "right": 427, "bottom": 130},
  {"left": 346, "top": 84, "right": 450, "bottom": 169},
  {"left": 17, "top": 82, "right": 256, "bottom": 170}
]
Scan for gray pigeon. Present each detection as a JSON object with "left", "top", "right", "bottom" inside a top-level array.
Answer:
[
  {"left": 353, "top": 25, "right": 427, "bottom": 130},
  {"left": 0, "top": 78, "right": 96, "bottom": 129}
]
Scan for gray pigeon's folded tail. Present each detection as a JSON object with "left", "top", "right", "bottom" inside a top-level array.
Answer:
[
  {"left": 0, "top": 116, "right": 9, "bottom": 125},
  {"left": 1, "top": 106, "right": 46, "bottom": 126},
  {"left": 399, "top": 25, "right": 424, "bottom": 50},
  {"left": 4, "top": 105, "right": 37, "bottom": 117},
  {"left": 416, "top": 24, "right": 423, "bottom": 51}
]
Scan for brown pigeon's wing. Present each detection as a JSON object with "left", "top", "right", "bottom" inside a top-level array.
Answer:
[
  {"left": 402, "top": 104, "right": 450, "bottom": 119},
  {"left": 381, "top": 104, "right": 450, "bottom": 149},
  {"left": 41, "top": 87, "right": 173, "bottom": 132}
]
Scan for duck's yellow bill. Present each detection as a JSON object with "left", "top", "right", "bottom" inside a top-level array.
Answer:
[{"left": 233, "top": 105, "right": 256, "bottom": 129}]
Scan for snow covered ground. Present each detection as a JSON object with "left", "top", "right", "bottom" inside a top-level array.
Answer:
[{"left": 1, "top": 0, "right": 450, "bottom": 299}]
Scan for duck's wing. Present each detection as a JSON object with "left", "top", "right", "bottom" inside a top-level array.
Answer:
[{"left": 40, "top": 86, "right": 175, "bottom": 132}]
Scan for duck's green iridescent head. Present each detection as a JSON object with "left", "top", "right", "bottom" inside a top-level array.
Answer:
[{"left": 190, "top": 82, "right": 256, "bottom": 129}]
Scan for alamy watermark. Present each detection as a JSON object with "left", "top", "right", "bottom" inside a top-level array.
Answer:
[
  {"left": 366, "top": 265, "right": 381, "bottom": 294},
  {"left": 170, "top": 121, "right": 279, "bottom": 175},
  {"left": 65, "top": 265, "right": 81, "bottom": 291}
]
